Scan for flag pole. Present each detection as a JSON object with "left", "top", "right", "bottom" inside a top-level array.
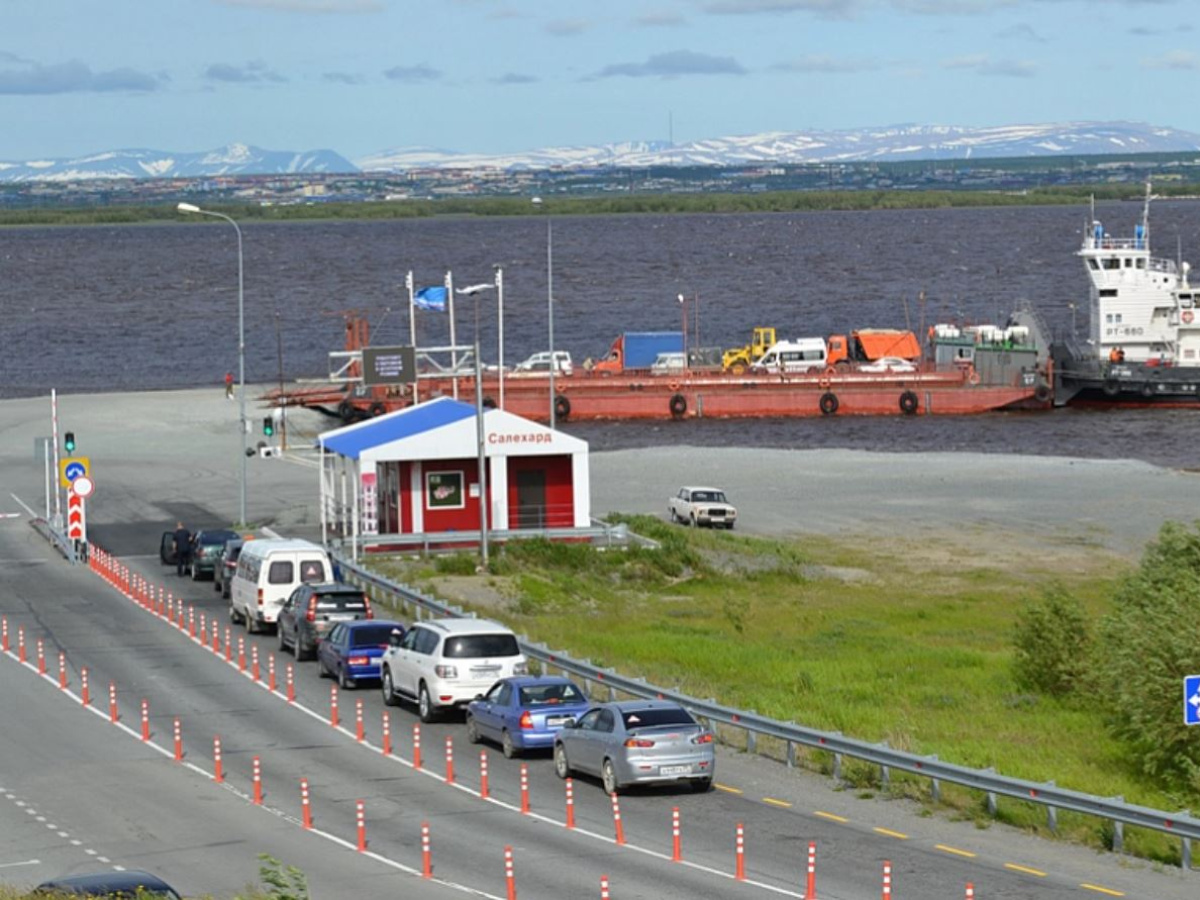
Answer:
[
  {"left": 407, "top": 270, "right": 418, "bottom": 406},
  {"left": 446, "top": 270, "right": 458, "bottom": 401},
  {"left": 496, "top": 267, "right": 505, "bottom": 410}
]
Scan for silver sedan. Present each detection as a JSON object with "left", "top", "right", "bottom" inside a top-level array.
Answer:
[{"left": 553, "top": 700, "right": 715, "bottom": 794}]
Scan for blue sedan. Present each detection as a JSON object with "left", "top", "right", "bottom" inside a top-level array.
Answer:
[
  {"left": 466, "top": 675, "right": 590, "bottom": 758},
  {"left": 317, "top": 619, "right": 404, "bottom": 690}
]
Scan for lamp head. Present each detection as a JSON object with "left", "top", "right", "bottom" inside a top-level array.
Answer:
[{"left": 176, "top": 202, "right": 201, "bottom": 214}]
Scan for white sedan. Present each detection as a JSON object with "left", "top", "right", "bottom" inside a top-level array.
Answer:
[
  {"left": 859, "top": 356, "right": 917, "bottom": 373},
  {"left": 668, "top": 486, "right": 737, "bottom": 529}
]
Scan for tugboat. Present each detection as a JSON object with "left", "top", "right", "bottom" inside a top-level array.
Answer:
[{"left": 1053, "top": 183, "right": 1200, "bottom": 406}]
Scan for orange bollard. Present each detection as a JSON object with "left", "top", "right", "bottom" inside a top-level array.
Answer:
[
  {"left": 109, "top": 682, "right": 119, "bottom": 722},
  {"left": 520, "top": 763, "right": 530, "bottom": 814},
  {"left": 356, "top": 699, "right": 365, "bottom": 742},
  {"left": 611, "top": 793, "right": 625, "bottom": 845},
  {"left": 413, "top": 723, "right": 422, "bottom": 768},
  {"left": 504, "top": 845, "right": 516, "bottom": 900},
  {"left": 600, "top": 875, "right": 611, "bottom": 900},
  {"left": 565, "top": 778, "right": 575, "bottom": 829},
  {"left": 58, "top": 652, "right": 67, "bottom": 690},
  {"left": 882, "top": 860, "right": 892, "bottom": 900},
  {"left": 268, "top": 654, "right": 276, "bottom": 692},
  {"left": 211, "top": 621, "right": 220, "bottom": 653},
  {"left": 382, "top": 711, "right": 392, "bottom": 756},
  {"left": 421, "top": 821, "right": 432, "bottom": 878},
  {"left": 300, "top": 777, "right": 312, "bottom": 829},
  {"left": 330, "top": 684, "right": 339, "bottom": 727},
  {"left": 36, "top": 638, "right": 45, "bottom": 675},
  {"left": 80, "top": 667, "right": 90, "bottom": 706},
  {"left": 199, "top": 611, "right": 207, "bottom": 643},
  {"left": 965, "top": 883, "right": 974, "bottom": 900},
  {"left": 671, "top": 807, "right": 681, "bottom": 862},
  {"left": 479, "top": 750, "right": 489, "bottom": 799},
  {"left": 237, "top": 636, "right": 245, "bottom": 672},
  {"left": 252, "top": 756, "right": 263, "bottom": 805},
  {"left": 214, "top": 735, "right": 224, "bottom": 783},
  {"left": 141, "top": 699, "right": 150, "bottom": 741},
  {"left": 286, "top": 663, "right": 295, "bottom": 702},
  {"left": 18, "top": 625, "right": 26, "bottom": 663},
  {"left": 224, "top": 626, "right": 232, "bottom": 662},
  {"left": 251, "top": 644, "right": 260, "bottom": 682},
  {"left": 173, "top": 718, "right": 183, "bottom": 762},
  {"left": 445, "top": 734, "right": 454, "bottom": 783},
  {"left": 188, "top": 606, "right": 195, "bottom": 638},
  {"left": 356, "top": 799, "right": 366, "bottom": 852},
  {"left": 1, "top": 616, "right": 7, "bottom": 653},
  {"left": 807, "top": 841, "right": 817, "bottom": 899},
  {"left": 735, "top": 822, "right": 745, "bottom": 881}
]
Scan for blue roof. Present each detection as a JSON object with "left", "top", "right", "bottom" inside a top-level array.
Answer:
[{"left": 320, "top": 398, "right": 476, "bottom": 460}]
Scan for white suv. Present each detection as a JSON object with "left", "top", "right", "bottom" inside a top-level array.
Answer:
[{"left": 380, "top": 618, "right": 527, "bottom": 722}]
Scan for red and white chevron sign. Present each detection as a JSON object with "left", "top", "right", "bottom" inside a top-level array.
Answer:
[{"left": 67, "top": 493, "right": 87, "bottom": 541}]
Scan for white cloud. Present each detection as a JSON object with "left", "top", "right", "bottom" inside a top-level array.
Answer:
[
  {"left": 771, "top": 54, "right": 882, "bottom": 73},
  {"left": 591, "top": 50, "right": 747, "bottom": 79},
  {"left": 1141, "top": 49, "right": 1200, "bottom": 70},
  {"left": 0, "top": 60, "right": 162, "bottom": 94},
  {"left": 383, "top": 63, "right": 442, "bottom": 83},
  {"left": 214, "top": 0, "right": 383, "bottom": 12},
  {"left": 942, "top": 54, "right": 1036, "bottom": 76}
]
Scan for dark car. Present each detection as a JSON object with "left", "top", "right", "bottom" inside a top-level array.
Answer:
[
  {"left": 317, "top": 619, "right": 403, "bottom": 689},
  {"left": 277, "top": 583, "right": 373, "bottom": 660},
  {"left": 467, "top": 675, "right": 590, "bottom": 758},
  {"left": 36, "top": 869, "right": 181, "bottom": 898},
  {"left": 213, "top": 537, "right": 246, "bottom": 598},
  {"left": 189, "top": 529, "right": 240, "bottom": 581}
]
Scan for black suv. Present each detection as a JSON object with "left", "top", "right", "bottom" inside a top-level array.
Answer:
[{"left": 277, "top": 583, "right": 373, "bottom": 660}]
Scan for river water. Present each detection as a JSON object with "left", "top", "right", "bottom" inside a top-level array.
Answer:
[{"left": 5, "top": 201, "right": 1200, "bottom": 467}]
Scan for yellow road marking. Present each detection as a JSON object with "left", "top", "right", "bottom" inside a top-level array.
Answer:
[
  {"left": 762, "top": 797, "right": 792, "bottom": 808},
  {"left": 935, "top": 844, "right": 976, "bottom": 858},
  {"left": 714, "top": 783, "right": 742, "bottom": 795},
  {"left": 1005, "top": 863, "right": 1047, "bottom": 877},
  {"left": 1080, "top": 884, "right": 1124, "bottom": 897},
  {"left": 814, "top": 810, "right": 849, "bottom": 823},
  {"left": 873, "top": 827, "right": 908, "bottom": 840}
]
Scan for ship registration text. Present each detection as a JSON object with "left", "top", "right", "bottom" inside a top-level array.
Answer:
[{"left": 1105, "top": 327, "right": 1145, "bottom": 337}]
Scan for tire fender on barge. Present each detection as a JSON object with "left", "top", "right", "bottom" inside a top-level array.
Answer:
[
  {"left": 819, "top": 392, "right": 839, "bottom": 416},
  {"left": 669, "top": 393, "right": 688, "bottom": 418},
  {"left": 899, "top": 391, "right": 919, "bottom": 415}
]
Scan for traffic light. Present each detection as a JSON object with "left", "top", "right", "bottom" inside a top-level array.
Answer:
[
  {"left": 262, "top": 416, "right": 274, "bottom": 437},
  {"left": 64, "top": 431, "right": 76, "bottom": 454}
]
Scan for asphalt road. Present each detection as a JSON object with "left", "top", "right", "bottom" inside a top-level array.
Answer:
[{"left": 3, "top": 389, "right": 1199, "bottom": 897}]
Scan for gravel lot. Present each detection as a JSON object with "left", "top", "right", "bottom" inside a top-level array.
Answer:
[{"left": 2, "top": 387, "right": 1197, "bottom": 564}]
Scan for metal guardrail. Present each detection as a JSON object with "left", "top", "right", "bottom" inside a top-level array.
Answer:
[
  {"left": 331, "top": 520, "right": 657, "bottom": 557},
  {"left": 31, "top": 518, "right": 78, "bottom": 564},
  {"left": 337, "top": 556, "right": 1199, "bottom": 868}
]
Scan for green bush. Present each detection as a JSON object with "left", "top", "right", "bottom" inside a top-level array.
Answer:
[
  {"left": 1092, "top": 522, "right": 1200, "bottom": 784},
  {"left": 1011, "top": 584, "right": 1091, "bottom": 697}
]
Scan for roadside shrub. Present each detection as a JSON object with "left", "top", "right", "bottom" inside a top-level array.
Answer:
[
  {"left": 1092, "top": 522, "right": 1200, "bottom": 784},
  {"left": 1011, "top": 584, "right": 1091, "bottom": 697}
]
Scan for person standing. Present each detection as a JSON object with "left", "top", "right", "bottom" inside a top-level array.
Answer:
[
  {"left": 224, "top": 372, "right": 234, "bottom": 400},
  {"left": 173, "top": 521, "right": 191, "bottom": 577}
]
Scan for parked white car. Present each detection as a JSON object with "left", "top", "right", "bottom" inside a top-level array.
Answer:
[
  {"left": 668, "top": 486, "right": 737, "bottom": 529},
  {"left": 512, "top": 351, "right": 573, "bottom": 376},
  {"left": 380, "top": 617, "right": 527, "bottom": 721},
  {"left": 859, "top": 356, "right": 917, "bottom": 373},
  {"left": 650, "top": 352, "right": 687, "bottom": 375}
]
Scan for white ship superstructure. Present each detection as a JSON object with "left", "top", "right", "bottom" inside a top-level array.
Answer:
[{"left": 1080, "top": 184, "right": 1196, "bottom": 364}]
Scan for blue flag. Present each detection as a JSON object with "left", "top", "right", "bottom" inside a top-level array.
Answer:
[{"left": 414, "top": 286, "right": 448, "bottom": 312}]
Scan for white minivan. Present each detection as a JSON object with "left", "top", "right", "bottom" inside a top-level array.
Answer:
[
  {"left": 750, "top": 338, "right": 828, "bottom": 373},
  {"left": 230, "top": 539, "right": 333, "bottom": 633}
]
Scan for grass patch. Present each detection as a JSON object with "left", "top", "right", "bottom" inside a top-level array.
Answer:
[{"left": 368, "top": 516, "right": 1195, "bottom": 859}]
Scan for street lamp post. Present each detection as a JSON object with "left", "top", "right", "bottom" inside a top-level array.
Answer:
[
  {"left": 177, "top": 202, "right": 247, "bottom": 527},
  {"left": 532, "top": 197, "right": 556, "bottom": 428}
]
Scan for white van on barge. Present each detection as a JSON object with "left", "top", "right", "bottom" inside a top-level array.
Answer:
[{"left": 230, "top": 539, "right": 333, "bottom": 633}]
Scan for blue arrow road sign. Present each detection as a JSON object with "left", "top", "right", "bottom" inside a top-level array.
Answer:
[
  {"left": 64, "top": 461, "right": 86, "bottom": 482},
  {"left": 1186, "top": 676, "right": 1200, "bottom": 726}
]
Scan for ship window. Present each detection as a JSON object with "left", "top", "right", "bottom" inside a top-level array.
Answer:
[
  {"left": 1099, "top": 289, "right": 1118, "bottom": 298},
  {"left": 1102, "top": 258, "right": 1121, "bottom": 270},
  {"left": 1087, "top": 259, "right": 1099, "bottom": 270},
  {"left": 1136, "top": 259, "right": 1145, "bottom": 269},
  {"left": 1124, "top": 259, "right": 1133, "bottom": 268}
]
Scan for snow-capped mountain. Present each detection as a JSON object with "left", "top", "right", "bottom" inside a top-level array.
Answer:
[
  {"left": 3, "top": 122, "right": 1199, "bottom": 183},
  {"left": 358, "top": 121, "right": 1200, "bottom": 172},
  {"left": 0, "top": 143, "right": 354, "bottom": 183}
]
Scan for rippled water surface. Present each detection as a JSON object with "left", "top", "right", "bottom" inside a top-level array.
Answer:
[{"left": 6, "top": 202, "right": 1200, "bottom": 466}]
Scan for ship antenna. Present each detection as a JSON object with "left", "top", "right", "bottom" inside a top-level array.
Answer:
[{"left": 1142, "top": 180, "right": 1152, "bottom": 248}]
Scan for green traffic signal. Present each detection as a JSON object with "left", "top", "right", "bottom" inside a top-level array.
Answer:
[
  {"left": 262, "top": 416, "right": 274, "bottom": 437},
  {"left": 64, "top": 431, "right": 76, "bottom": 454}
]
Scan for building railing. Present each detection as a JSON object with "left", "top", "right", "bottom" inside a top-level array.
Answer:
[{"left": 336, "top": 555, "right": 1199, "bottom": 869}]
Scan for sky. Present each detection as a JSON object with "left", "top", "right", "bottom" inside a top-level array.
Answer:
[{"left": 2, "top": 0, "right": 1197, "bottom": 164}]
